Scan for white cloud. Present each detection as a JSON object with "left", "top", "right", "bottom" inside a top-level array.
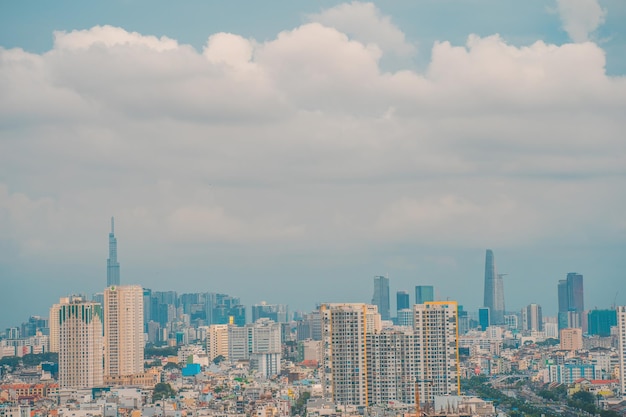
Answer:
[
  {"left": 308, "top": 2, "right": 415, "bottom": 57},
  {"left": 555, "top": 0, "right": 607, "bottom": 42},
  {"left": 0, "top": 22, "right": 624, "bottom": 256}
]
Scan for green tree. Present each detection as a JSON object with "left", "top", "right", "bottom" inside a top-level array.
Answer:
[
  {"left": 153, "top": 382, "right": 176, "bottom": 401},
  {"left": 213, "top": 355, "right": 225, "bottom": 365}
]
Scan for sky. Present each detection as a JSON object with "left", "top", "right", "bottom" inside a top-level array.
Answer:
[{"left": 1, "top": 0, "right": 625, "bottom": 330}]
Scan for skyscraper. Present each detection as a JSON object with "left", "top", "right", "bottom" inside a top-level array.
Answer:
[
  {"left": 415, "top": 285, "right": 434, "bottom": 304},
  {"left": 55, "top": 296, "right": 104, "bottom": 388},
  {"left": 413, "top": 301, "right": 460, "bottom": 402},
  {"left": 617, "top": 306, "right": 626, "bottom": 399},
  {"left": 522, "top": 303, "right": 543, "bottom": 332},
  {"left": 320, "top": 303, "right": 381, "bottom": 406},
  {"left": 483, "top": 249, "right": 505, "bottom": 325},
  {"left": 104, "top": 285, "right": 144, "bottom": 377},
  {"left": 107, "top": 217, "right": 120, "bottom": 287},
  {"left": 372, "top": 276, "right": 390, "bottom": 320},
  {"left": 557, "top": 273, "right": 584, "bottom": 329},
  {"left": 396, "top": 290, "right": 410, "bottom": 313}
]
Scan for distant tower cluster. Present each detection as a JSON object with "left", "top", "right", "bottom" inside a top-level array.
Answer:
[
  {"left": 483, "top": 249, "right": 505, "bottom": 325},
  {"left": 107, "top": 217, "right": 120, "bottom": 287}
]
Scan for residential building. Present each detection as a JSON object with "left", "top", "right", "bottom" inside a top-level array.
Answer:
[
  {"left": 206, "top": 324, "right": 229, "bottom": 362},
  {"left": 104, "top": 285, "right": 144, "bottom": 377},
  {"left": 55, "top": 297, "right": 104, "bottom": 388},
  {"left": 414, "top": 301, "right": 461, "bottom": 402}
]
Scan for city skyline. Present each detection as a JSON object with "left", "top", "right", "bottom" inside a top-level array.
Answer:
[{"left": 1, "top": 0, "right": 625, "bottom": 329}]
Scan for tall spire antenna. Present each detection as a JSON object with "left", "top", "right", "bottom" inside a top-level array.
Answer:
[{"left": 111, "top": 216, "right": 114, "bottom": 234}]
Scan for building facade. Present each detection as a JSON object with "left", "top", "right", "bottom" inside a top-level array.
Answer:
[
  {"left": 372, "top": 276, "right": 390, "bottom": 321},
  {"left": 414, "top": 302, "right": 460, "bottom": 402},
  {"left": 104, "top": 285, "right": 144, "bottom": 377},
  {"left": 56, "top": 297, "right": 104, "bottom": 388},
  {"left": 483, "top": 250, "right": 505, "bottom": 325}
]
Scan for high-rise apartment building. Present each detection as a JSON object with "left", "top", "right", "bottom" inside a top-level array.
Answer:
[
  {"left": 49, "top": 296, "right": 71, "bottom": 353},
  {"left": 413, "top": 301, "right": 460, "bottom": 402},
  {"left": 320, "top": 303, "right": 382, "bottom": 406},
  {"left": 106, "top": 217, "right": 120, "bottom": 287},
  {"left": 617, "top": 306, "right": 626, "bottom": 399},
  {"left": 415, "top": 285, "right": 434, "bottom": 304},
  {"left": 227, "top": 319, "right": 282, "bottom": 378},
  {"left": 55, "top": 297, "right": 104, "bottom": 388},
  {"left": 206, "top": 324, "right": 229, "bottom": 362},
  {"left": 320, "top": 302, "right": 460, "bottom": 407},
  {"left": 372, "top": 276, "right": 390, "bottom": 320},
  {"left": 104, "top": 285, "right": 144, "bottom": 377},
  {"left": 483, "top": 250, "right": 505, "bottom": 325}
]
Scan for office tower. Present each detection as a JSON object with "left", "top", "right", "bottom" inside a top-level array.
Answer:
[
  {"left": 104, "top": 285, "right": 144, "bottom": 377},
  {"left": 397, "top": 308, "right": 413, "bottom": 327},
  {"left": 296, "top": 311, "right": 322, "bottom": 341},
  {"left": 106, "top": 217, "right": 120, "bottom": 287},
  {"left": 483, "top": 249, "right": 505, "bottom": 325},
  {"left": 320, "top": 303, "right": 382, "bottom": 406},
  {"left": 588, "top": 309, "right": 617, "bottom": 337},
  {"left": 617, "top": 306, "right": 626, "bottom": 400},
  {"left": 396, "top": 290, "right": 410, "bottom": 314},
  {"left": 252, "top": 302, "right": 289, "bottom": 323},
  {"left": 478, "top": 307, "right": 490, "bottom": 331},
  {"left": 413, "top": 302, "right": 460, "bottom": 402},
  {"left": 206, "top": 324, "right": 229, "bottom": 362},
  {"left": 415, "top": 285, "right": 434, "bottom": 304},
  {"left": 522, "top": 304, "right": 543, "bottom": 332},
  {"left": 558, "top": 273, "right": 584, "bottom": 329},
  {"left": 55, "top": 296, "right": 104, "bottom": 388},
  {"left": 227, "top": 319, "right": 282, "bottom": 378},
  {"left": 372, "top": 276, "right": 390, "bottom": 320}
]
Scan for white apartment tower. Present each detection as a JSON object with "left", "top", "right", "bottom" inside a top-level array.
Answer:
[
  {"left": 413, "top": 301, "right": 460, "bottom": 402},
  {"left": 206, "top": 324, "right": 229, "bottom": 362},
  {"left": 55, "top": 297, "right": 104, "bottom": 388},
  {"left": 227, "top": 319, "right": 282, "bottom": 378},
  {"left": 104, "top": 285, "right": 144, "bottom": 376},
  {"left": 366, "top": 327, "right": 419, "bottom": 405},
  {"left": 617, "top": 306, "right": 626, "bottom": 399},
  {"left": 320, "top": 303, "right": 381, "bottom": 406},
  {"left": 49, "top": 296, "right": 71, "bottom": 353}
]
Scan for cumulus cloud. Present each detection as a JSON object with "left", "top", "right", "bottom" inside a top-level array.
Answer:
[
  {"left": 308, "top": 2, "right": 416, "bottom": 57},
  {"left": 0, "top": 14, "right": 625, "bottom": 316},
  {"left": 555, "top": 0, "right": 607, "bottom": 42}
]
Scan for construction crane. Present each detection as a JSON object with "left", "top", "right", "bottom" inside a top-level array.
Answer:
[{"left": 415, "top": 379, "right": 432, "bottom": 417}]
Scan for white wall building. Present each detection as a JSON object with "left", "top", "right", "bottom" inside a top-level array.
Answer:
[
  {"left": 104, "top": 285, "right": 144, "bottom": 377},
  {"left": 55, "top": 297, "right": 104, "bottom": 388}
]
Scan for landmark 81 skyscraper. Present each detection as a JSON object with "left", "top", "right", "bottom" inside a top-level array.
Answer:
[
  {"left": 107, "top": 217, "right": 120, "bottom": 287},
  {"left": 483, "top": 249, "right": 505, "bottom": 325}
]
